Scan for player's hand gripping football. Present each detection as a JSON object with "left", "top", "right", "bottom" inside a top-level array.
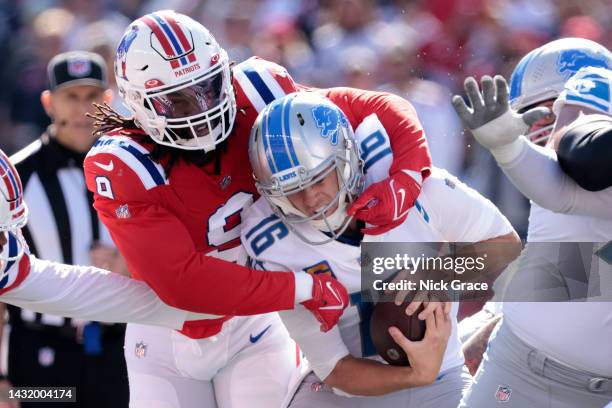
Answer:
[
  {"left": 389, "top": 307, "right": 452, "bottom": 385},
  {"left": 451, "top": 75, "right": 550, "bottom": 162},
  {"left": 387, "top": 269, "right": 452, "bottom": 321},
  {"left": 348, "top": 171, "right": 419, "bottom": 235},
  {"left": 301, "top": 273, "right": 349, "bottom": 332}
]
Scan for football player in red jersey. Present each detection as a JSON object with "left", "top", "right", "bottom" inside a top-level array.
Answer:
[{"left": 84, "top": 10, "right": 431, "bottom": 407}]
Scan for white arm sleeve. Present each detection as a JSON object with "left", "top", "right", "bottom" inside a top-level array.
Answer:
[
  {"left": 499, "top": 136, "right": 612, "bottom": 219},
  {"left": 1, "top": 256, "right": 188, "bottom": 329}
]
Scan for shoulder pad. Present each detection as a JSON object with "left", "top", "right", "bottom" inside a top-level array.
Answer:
[
  {"left": 86, "top": 135, "right": 168, "bottom": 191},
  {"left": 242, "top": 198, "right": 277, "bottom": 236},
  {"left": 233, "top": 57, "right": 298, "bottom": 113}
]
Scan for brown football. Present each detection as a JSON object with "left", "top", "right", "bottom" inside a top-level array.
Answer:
[{"left": 369, "top": 302, "right": 426, "bottom": 366}]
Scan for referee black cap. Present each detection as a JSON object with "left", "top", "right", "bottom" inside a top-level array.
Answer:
[{"left": 47, "top": 51, "right": 108, "bottom": 91}]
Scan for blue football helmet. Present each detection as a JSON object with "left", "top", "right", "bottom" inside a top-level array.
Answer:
[
  {"left": 249, "top": 92, "right": 363, "bottom": 245},
  {"left": 509, "top": 38, "right": 612, "bottom": 144}
]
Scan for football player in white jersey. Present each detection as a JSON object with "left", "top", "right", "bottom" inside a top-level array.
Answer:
[
  {"left": 241, "top": 92, "right": 520, "bottom": 407},
  {"left": 452, "top": 38, "right": 612, "bottom": 219},
  {"left": 453, "top": 38, "right": 612, "bottom": 408},
  {"left": 0, "top": 146, "right": 205, "bottom": 329}
]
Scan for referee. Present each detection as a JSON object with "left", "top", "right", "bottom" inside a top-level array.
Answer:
[{"left": 2, "top": 51, "right": 129, "bottom": 407}]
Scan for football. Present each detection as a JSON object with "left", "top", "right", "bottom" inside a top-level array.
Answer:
[{"left": 369, "top": 302, "right": 426, "bottom": 366}]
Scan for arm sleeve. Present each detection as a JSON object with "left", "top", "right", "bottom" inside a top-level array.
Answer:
[
  {"left": 1, "top": 256, "right": 187, "bottom": 329},
  {"left": 557, "top": 118, "right": 612, "bottom": 191},
  {"left": 93, "top": 198, "right": 296, "bottom": 315},
  {"left": 499, "top": 136, "right": 612, "bottom": 219},
  {"left": 331, "top": 88, "right": 432, "bottom": 180}
]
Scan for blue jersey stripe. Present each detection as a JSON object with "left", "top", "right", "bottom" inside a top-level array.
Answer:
[
  {"left": 242, "top": 65, "right": 275, "bottom": 105},
  {"left": 414, "top": 200, "right": 430, "bottom": 223},
  {"left": 120, "top": 143, "right": 165, "bottom": 186},
  {"left": 113, "top": 142, "right": 166, "bottom": 186}
]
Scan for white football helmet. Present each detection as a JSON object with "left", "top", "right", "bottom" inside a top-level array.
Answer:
[
  {"left": 249, "top": 92, "right": 364, "bottom": 245},
  {"left": 509, "top": 38, "right": 612, "bottom": 145},
  {"left": 0, "top": 150, "right": 28, "bottom": 262},
  {"left": 115, "top": 10, "right": 236, "bottom": 152}
]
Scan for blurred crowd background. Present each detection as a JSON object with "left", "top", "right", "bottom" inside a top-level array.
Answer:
[{"left": 0, "top": 0, "right": 610, "bottom": 236}]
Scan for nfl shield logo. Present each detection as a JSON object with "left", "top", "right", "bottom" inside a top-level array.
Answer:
[
  {"left": 495, "top": 385, "right": 511, "bottom": 402},
  {"left": 135, "top": 341, "right": 147, "bottom": 358},
  {"left": 116, "top": 204, "right": 131, "bottom": 219},
  {"left": 68, "top": 58, "right": 92, "bottom": 77}
]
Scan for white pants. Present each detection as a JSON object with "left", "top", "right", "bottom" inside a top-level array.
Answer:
[{"left": 124, "top": 313, "right": 301, "bottom": 408}]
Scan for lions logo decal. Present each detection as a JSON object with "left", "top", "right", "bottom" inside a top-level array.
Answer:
[
  {"left": 557, "top": 49, "right": 610, "bottom": 79},
  {"left": 311, "top": 105, "right": 349, "bottom": 146}
]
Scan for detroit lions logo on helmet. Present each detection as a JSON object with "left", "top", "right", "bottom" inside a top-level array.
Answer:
[
  {"left": 116, "top": 25, "right": 139, "bottom": 80},
  {"left": 557, "top": 50, "right": 610, "bottom": 80},
  {"left": 311, "top": 105, "right": 348, "bottom": 146}
]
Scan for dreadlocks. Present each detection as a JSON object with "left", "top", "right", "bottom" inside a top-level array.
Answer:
[{"left": 87, "top": 103, "right": 226, "bottom": 173}]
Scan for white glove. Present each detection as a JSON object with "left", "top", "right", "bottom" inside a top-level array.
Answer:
[{"left": 452, "top": 75, "right": 550, "bottom": 163}]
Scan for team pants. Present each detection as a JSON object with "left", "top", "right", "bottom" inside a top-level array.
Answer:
[
  {"left": 124, "top": 313, "right": 300, "bottom": 408},
  {"left": 288, "top": 365, "right": 470, "bottom": 408},
  {"left": 460, "top": 321, "right": 612, "bottom": 407}
]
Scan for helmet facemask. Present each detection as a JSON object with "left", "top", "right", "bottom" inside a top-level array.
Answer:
[
  {"left": 519, "top": 99, "right": 556, "bottom": 146},
  {"left": 130, "top": 52, "right": 236, "bottom": 152}
]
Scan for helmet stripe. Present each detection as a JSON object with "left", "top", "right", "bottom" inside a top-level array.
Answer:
[
  {"left": 266, "top": 101, "right": 293, "bottom": 172},
  {"left": 0, "top": 154, "right": 18, "bottom": 209},
  {"left": 140, "top": 16, "right": 180, "bottom": 69},
  {"left": 282, "top": 94, "right": 299, "bottom": 166},
  {"left": 163, "top": 13, "right": 192, "bottom": 56},
  {"left": 261, "top": 105, "right": 278, "bottom": 173},
  {"left": 150, "top": 13, "right": 188, "bottom": 66},
  {"left": 510, "top": 49, "right": 538, "bottom": 103}
]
